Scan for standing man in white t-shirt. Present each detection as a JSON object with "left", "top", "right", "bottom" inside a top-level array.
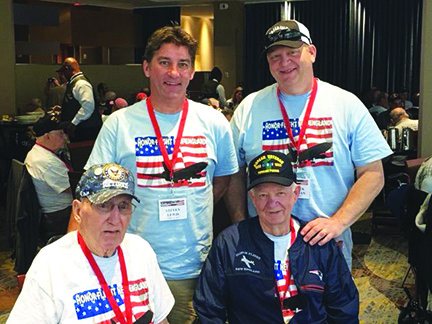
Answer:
[
  {"left": 226, "top": 20, "right": 392, "bottom": 268},
  {"left": 86, "top": 25, "right": 238, "bottom": 323}
]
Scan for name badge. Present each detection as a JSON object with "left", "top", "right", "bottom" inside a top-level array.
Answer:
[
  {"left": 159, "top": 198, "right": 187, "bottom": 221},
  {"left": 295, "top": 169, "right": 310, "bottom": 199}
]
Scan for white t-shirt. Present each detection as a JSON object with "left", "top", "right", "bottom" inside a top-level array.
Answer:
[
  {"left": 231, "top": 80, "right": 393, "bottom": 266},
  {"left": 25, "top": 144, "right": 72, "bottom": 213},
  {"left": 7, "top": 232, "right": 174, "bottom": 324}
]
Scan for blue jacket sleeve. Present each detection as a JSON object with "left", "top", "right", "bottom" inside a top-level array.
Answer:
[
  {"left": 323, "top": 242, "right": 359, "bottom": 323},
  {"left": 193, "top": 239, "right": 229, "bottom": 323}
]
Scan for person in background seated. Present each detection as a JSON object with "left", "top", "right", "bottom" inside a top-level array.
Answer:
[
  {"left": 226, "top": 86, "right": 243, "bottom": 111},
  {"left": 102, "top": 98, "right": 129, "bottom": 123},
  {"left": 194, "top": 151, "right": 359, "bottom": 324},
  {"left": 25, "top": 114, "right": 73, "bottom": 243},
  {"left": 201, "top": 67, "right": 227, "bottom": 107},
  {"left": 136, "top": 92, "right": 148, "bottom": 102},
  {"left": 398, "top": 87, "right": 413, "bottom": 109},
  {"left": 7, "top": 163, "right": 174, "bottom": 324},
  {"left": 376, "top": 92, "right": 403, "bottom": 130},
  {"left": 57, "top": 57, "right": 102, "bottom": 142},
  {"left": 389, "top": 107, "right": 418, "bottom": 141}
]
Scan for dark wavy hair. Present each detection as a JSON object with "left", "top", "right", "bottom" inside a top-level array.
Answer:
[{"left": 143, "top": 26, "right": 198, "bottom": 65}]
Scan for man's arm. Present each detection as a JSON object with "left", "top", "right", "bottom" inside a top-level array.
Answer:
[
  {"left": 301, "top": 160, "right": 384, "bottom": 245},
  {"left": 71, "top": 80, "right": 95, "bottom": 126},
  {"left": 223, "top": 167, "right": 247, "bottom": 223},
  {"left": 213, "top": 175, "right": 230, "bottom": 204}
]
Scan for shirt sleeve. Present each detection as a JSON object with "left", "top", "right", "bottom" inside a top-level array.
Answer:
[
  {"left": 216, "top": 84, "right": 227, "bottom": 107},
  {"left": 348, "top": 96, "right": 393, "bottom": 167},
  {"left": 85, "top": 117, "right": 117, "bottom": 169},
  {"left": 6, "top": 254, "right": 60, "bottom": 324},
  {"left": 230, "top": 102, "right": 247, "bottom": 168},
  {"left": 71, "top": 79, "right": 96, "bottom": 126},
  {"left": 213, "top": 115, "right": 239, "bottom": 177}
]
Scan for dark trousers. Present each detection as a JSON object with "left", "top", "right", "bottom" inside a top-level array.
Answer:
[{"left": 40, "top": 206, "right": 72, "bottom": 243}]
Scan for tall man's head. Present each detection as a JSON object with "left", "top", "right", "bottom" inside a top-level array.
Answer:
[
  {"left": 33, "top": 114, "right": 68, "bottom": 153},
  {"left": 248, "top": 151, "right": 300, "bottom": 236},
  {"left": 73, "top": 163, "right": 140, "bottom": 258},
  {"left": 143, "top": 26, "right": 197, "bottom": 111},
  {"left": 264, "top": 20, "right": 317, "bottom": 95}
]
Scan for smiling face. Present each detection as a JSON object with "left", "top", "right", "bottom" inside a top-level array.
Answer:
[
  {"left": 249, "top": 182, "right": 300, "bottom": 236},
  {"left": 143, "top": 43, "right": 195, "bottom": 112},
  {"left": 73, "top": 194, "right": 133, "bottom": 257},
  {"left": 267, "top": 44, "right": 316, "bottom": 95}
]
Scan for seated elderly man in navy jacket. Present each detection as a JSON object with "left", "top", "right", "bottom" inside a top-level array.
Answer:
[{"left": 193, "top": 151, "right": 359, "bottom": 324}]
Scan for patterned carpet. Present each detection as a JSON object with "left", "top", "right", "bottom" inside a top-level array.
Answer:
[{"left": 0, "top": 212, "right": 417, "bottom": 323}]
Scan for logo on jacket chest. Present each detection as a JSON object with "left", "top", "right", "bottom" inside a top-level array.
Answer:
[{"left": 235, "top": 251, "right": 261, "bottom": 274}]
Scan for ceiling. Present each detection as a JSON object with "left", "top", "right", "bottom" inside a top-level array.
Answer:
[{"left": 39, "top": 0, "right": 280, "bottom": 11}]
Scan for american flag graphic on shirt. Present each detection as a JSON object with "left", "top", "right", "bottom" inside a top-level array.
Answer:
[
  {"left": 262, "top": 117, "right": 333, "bottom": 168},
  {"left": 73, "top": 278, "right": 153, "bottom": 323},
  {"left": 135, "top": 135, "right": 207, "bottom": 188}
]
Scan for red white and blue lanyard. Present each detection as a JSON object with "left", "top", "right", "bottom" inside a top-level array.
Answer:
[
  {"left": 77, "top": 232, "right": 133, "bottom": 324},
  {"left": 147, "top": 96, "right": 189, "bottom": 181},
  {"left": 277, "top": 78, "right": 318, "bottom": 153},
  {"left": 276, "top": 217, "right": 297, "bottom": 308}
]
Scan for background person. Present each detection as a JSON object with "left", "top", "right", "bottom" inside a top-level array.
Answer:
[
  {"left": 86, "top": 25, "right": 238, "bottom": 324},
  {"left": 57, "top": 57, "right": 102, "bottom": 142},
  {"left": 194, "top": 151, "right": 359, "bottom": 324},
  {"left": 25, "top": 114, "right": 73, "bottom": 242},
  {"left": 7, "top": 163, "right": 174, "bottom": 324}
]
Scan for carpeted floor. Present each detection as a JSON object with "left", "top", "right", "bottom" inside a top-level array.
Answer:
[{"left": 0, "top": 212, "right": 418, "bottom": 323}]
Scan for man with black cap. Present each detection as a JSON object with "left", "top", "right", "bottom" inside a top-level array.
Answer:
[
  {"left": 194, "top": 151, "right": 359, "bottom": 324},
  {"left": 57, "top": 57, "right": 102, "bottom": 142},
  {"left": 8, "top": 163, "right": 174, "bottom": 324},
  {"left": 226, "top": 20, "right": 392, "bottom": 268},
  {"left": 25, "top": 113, "right": 73, "bottom": 242}
]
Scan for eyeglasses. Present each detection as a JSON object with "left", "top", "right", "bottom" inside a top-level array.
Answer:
[
  {"left": 91, "top": 201, "right": 136, "bottom": 215},
  {"left": 264, "top": 29, "right": 311, "bottom": 49}
]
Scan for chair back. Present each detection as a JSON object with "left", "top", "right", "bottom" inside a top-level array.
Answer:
[
  {"left": 68, "top": 170, "right": 84, "bottom": 199},
  {"left": 406, "top": 157, "right": 425, "bottom": 183},
  {"left": 6, "top": 159, "right": 26, "bottom": 243},
  {"left": 67, "top": 140, "right": 95, "bottom": 171}
]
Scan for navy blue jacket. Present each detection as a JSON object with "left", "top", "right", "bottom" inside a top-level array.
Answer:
[{"left": 193, "top": 216, "right": 359, "bottom": 324}]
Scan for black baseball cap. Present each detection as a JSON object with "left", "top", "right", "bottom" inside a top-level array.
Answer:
[
  {"left": 33, "top": 114, "right": 69, "bottom": 137},
  {"left": 248, "top": 151, "right": 296, "bottom": 191}
]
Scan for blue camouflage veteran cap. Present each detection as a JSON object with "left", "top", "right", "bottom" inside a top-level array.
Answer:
[{"left": 76, "top": 163, "right": 140, "bottom": 204}]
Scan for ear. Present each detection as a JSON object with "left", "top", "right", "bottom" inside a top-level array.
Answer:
[
  {"left": 308, "top": 45, "right": 317, "bottom": 63},
  {"left": 190, "top": 66, "right": 195, "bottom": 81},
  {"left": 143, "top": 60, "right": 150, "bottom": 78},
  {"left": 72, "top": 199, "right": 82, "bottom": 224},
  {"left": 293, "top": 184, "right": 301, "bottom": 201}
]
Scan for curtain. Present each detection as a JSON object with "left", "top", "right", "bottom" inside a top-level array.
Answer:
[
  {"left": 133, "top": 7, "right": 181, "bottom": 63},
  {"left": 243, "top": 3, "right": 282, "bottom": 95},
  {"left": 244, "top": 0, "right": 422, "bottom": 98}
]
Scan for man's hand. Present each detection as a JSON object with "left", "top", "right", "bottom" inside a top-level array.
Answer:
[
  {"left": 67, "top": 123, "right": 76, "bottom": 138},
  {"left": 300, "top": 217, "right": 346, "bottom": 246}
]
